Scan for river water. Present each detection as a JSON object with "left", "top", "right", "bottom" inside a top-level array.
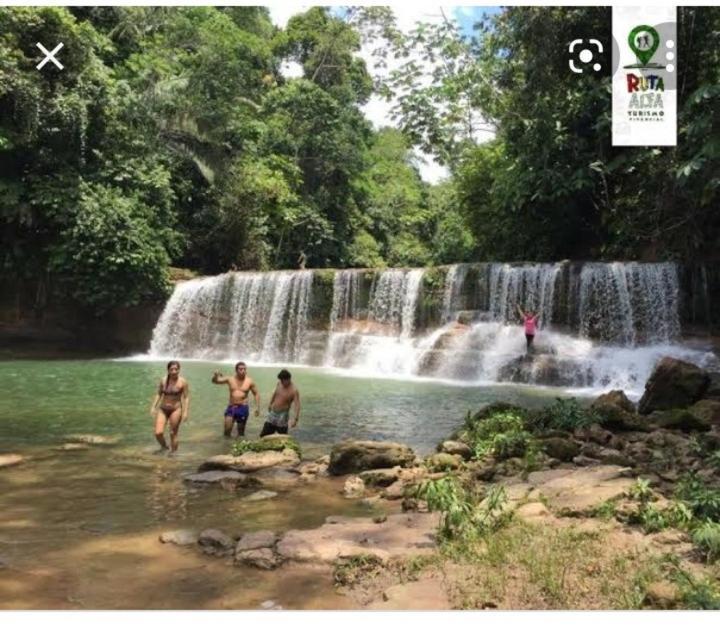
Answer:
[{"left": 0, "top": 359, "right": 560, "bottom": 609}]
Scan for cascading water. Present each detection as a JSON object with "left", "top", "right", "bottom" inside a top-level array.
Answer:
[
  {"left": 147, "top": 262, "right": 718, "bottom": 396},
  {"left": 149, "top": 270, "right": 313, "bottom": 362}
]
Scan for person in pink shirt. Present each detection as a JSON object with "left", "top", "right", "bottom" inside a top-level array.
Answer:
[{"left": 516, "top": 305, "right": 540, "bottom": 353}]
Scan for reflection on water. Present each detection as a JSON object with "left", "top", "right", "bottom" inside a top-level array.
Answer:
[{"left": 0, "top": 359, "right": 565, "bottom": 608}]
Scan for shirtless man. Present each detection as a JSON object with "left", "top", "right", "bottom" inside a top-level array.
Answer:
[
  {"left": 211, "top": 361, "right": 260, "bottom": 437},
  {"left": 260, "top": 369, "right": 301, "bottom": 437}
]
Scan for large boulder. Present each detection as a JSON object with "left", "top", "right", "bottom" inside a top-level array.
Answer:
[
  {"left": 425, "top": 453, "right": 462, "bottom": 471},
  {"left": 687, "top": 399, "right": 720, "bottom": 427},
  {"left": 638, "top": 357, "right": 710, "bottom": 414},
  {"left": 358, "top": 467, "right": 401, "bottom": 487},
  {"left": 704, "top": 373, "right": 720, "bottom": 400},
  {"left": 539, "top": 437, "right": 580, "bottom": 462},
  {"left": 648, "top": 409, "right": 711, "bottom": 432},
  {"left": 328, "top": 440, "right": 415, "bottom": 475},
  {"left": 591, "top": 394, "right": 649, "bottom": 432},
  {"left": 593, "top": 390, "right": 635, "bottom": 413}
]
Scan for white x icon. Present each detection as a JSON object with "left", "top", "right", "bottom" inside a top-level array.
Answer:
[{"left": 36, "top": 42, "right": 64, "bottom": 70}]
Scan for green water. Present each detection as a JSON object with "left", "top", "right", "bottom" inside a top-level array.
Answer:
[{"left": 0, "top": 359, "right": 566, "bottom": 609}]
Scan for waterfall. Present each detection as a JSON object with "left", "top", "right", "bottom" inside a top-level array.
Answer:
[
  {"left": 578, "top": 262, "right": 680, "bottom": 345},
  {"left": 146, "top": 261, "right": 716, "bottom": 396},
  {"left": 149, "top": 271, "right": 313, "bottom": 362},
  {"left": 441, "top": 264, "right": 470, "bottom": 323},
  {"left": 367, "top": 269, "right": 425, "bottom": 335},
  {"left": 488, "top": 263, "right": 560, "bottom": 326}
]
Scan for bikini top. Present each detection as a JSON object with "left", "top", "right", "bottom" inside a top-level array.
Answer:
[{"left": 159, "top": 378, "right": 182, "bottom": 396}]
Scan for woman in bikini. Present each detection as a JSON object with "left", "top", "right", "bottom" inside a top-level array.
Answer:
[{"left": 149, "top": 360, "right": 190, "bottom": 453}]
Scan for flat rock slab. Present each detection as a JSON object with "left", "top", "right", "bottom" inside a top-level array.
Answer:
[
  {"left": 276, "top": 512, "right": 440, "bottom": 564},
  {"left": 244, "top": 490, "right": 278, "bottom": 502},
  {"left": 0, "top": 454, "right": 24, "bottom": 469},
  {"left": 236, "top": 530, "right": 278, "bottom": 552},
  {"left": 368, "top": 578, "right": 451, "bottom": 610},
  {"left": 252, "top": 467, "right": 303, "bottom": 489},
  {"left": 159, "top": 530, "right": 198, "bottom": 546},
  {"left": 520, "top": 465, "right": 634, "bottom": 513},
  {"left": 198, "top": 449, "right": 300, "bottom": 473}
]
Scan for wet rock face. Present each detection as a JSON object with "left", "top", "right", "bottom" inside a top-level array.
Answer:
[
  {"left": 648, "top": 409, "right": 711, "bottom": 432},
  {"left": 539, "top": 437, "right": 580, "bottom": 462},
  {"left": 593, "top": 390, "right": 636, "bottom": 413},
  {"left": 328, "top": 441, "right": 416, "bottom": 475},
  {"left": 638, "top": 357, "right": 710, "bottom": 414}
]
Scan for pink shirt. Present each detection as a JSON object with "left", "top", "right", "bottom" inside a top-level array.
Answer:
[{"left": 524, "top": 315, "right": 538, "bottom": 335}]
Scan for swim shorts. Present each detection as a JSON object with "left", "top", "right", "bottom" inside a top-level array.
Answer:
[{"left": 225, "top": 404, "right": 249, "bottom": 424}]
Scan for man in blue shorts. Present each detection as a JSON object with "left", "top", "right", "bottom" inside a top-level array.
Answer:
[{"left": 211, "top": 361, "right": 260, "bottom": 437}]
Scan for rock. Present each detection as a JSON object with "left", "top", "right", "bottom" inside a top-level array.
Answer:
[
  {"left": 328, "top": 440, "right": 415, "bottom": 475},
  {"left": 65, "top": 434, "right": 119, "bottom": 445},
  {"left": 381, "top": 480, "right": 408, "bottom": 500},
  {"left": 596, "top": 448, "right": 633, "bottom": 467},
  {"left": 575, "top": 424, "right": 614, "bottom": 445},
  {"left": 591, "top": 400, "right": 650, "bottom": 432},
  {"left": 648, "top": 409, "right": 710, "bottom": 432},
  {"left": 315, "top": 455, "right": 330, "bottom": 465},
  {"left": 0, "top": 454, "right": 24, "bottom": 469},
  {"left": 515, "top": 502, "right": 552, "bottom": 522},
  {"left": 259, "top": 600, "right": 282, "bottom": 610},
  {"left": 703, "top": 372, "right": 720, "bottom": 400},
  {"left": 56, "top": 443, "right": 90, "bottom": 451},
  {"left": 593, "top": 390, "right": 636, "bottom": 413},
  {"left": 244, "top": 490, "right": 278, "bottom": 502},
  {"left": 297, "top": 462, "right": 320, "bottom": 475},
  {"left": 343, "top": 476, "right": 365, "bottom": 499},
  {"left": 539, "top": 437, "right": 580, "bottom": 462},
  {"left": 401, "top": 498, "right": 429, "bottom": 513},
  {"left": 235, "top": 530, "right": 278, "bottom": 552},
  {"left": 360, "top": 496, "right": 382, "bottom": 508},
  {"left": 644, "top": 581, "right": 680, "bottom": 609},
  {"left": 638, "top": 357, "right": 710, "bottom": 414},
  {"left": 524, "top": 465, "right": 635, "bottom": 514},
  {"left": 368, "top": 578, "right": 451, "bottom": 610},
  {"left": 359, "top": 467, "right": 401, "bottom": 487},
  {"left": 687, "top": 399, "right": 720, "bottom": 426},
  {"left": 438, "top": 440, "right": 472, "bottom": 460},
  {"left": 470, "top": 460, "right": 497, "bottom": 481},
  {"left": 275, "top": 512, "right": 440, "bottom": 563},
  {"left": 236, "top": 548, "right": 281, "bottom": 570},
  {"left": 198, "top": 529, "right": 235, "bottom": 555},
  {"left": 159, "top": 529, "right": 198, "bottom": 546},
  {"left": 572, "top": 455, "right": 599, "bottom": 467},
  {"left": 183, "top": 471, "right": 254, "bottom": 487},
  {"left": 253, "top": 467, "right": 302, "bottom": 489},
  {"left": 198, "top": 448, "right": 300, "bottom": 473},
  {"left": 425, "top": 453, "right": 462, "bottom": 471}
]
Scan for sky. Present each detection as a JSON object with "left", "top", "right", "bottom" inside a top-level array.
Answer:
[{"left": 268, "top": 5, "right": 502, "bottom": 184}]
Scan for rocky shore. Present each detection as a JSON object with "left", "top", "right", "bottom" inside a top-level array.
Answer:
[{"left": 151, "top": 356, "right": 720, "bottom": 610}]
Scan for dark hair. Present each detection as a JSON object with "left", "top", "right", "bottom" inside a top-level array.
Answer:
[
  {"left": 235, "top": 361, "right": 246, "bottom": 370},
  {"left": 277, "top": 369, "right": 291, "bottom": 381},
  {"left": 165, "top": 360, "right": 180, "bottom": 389}
]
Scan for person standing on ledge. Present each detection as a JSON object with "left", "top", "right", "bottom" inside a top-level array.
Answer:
[
  {"left": 150, "top": 360, "right": 190, "bottom": 454},
  {"left": 516, "top": 305, "right": 540, "bottom": 354},
  {"left": 260, "top": 369, "right": 301, "bottom": 437},
  {"left": 212, "top": 361, "right": 260, "bottom": 438}
]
